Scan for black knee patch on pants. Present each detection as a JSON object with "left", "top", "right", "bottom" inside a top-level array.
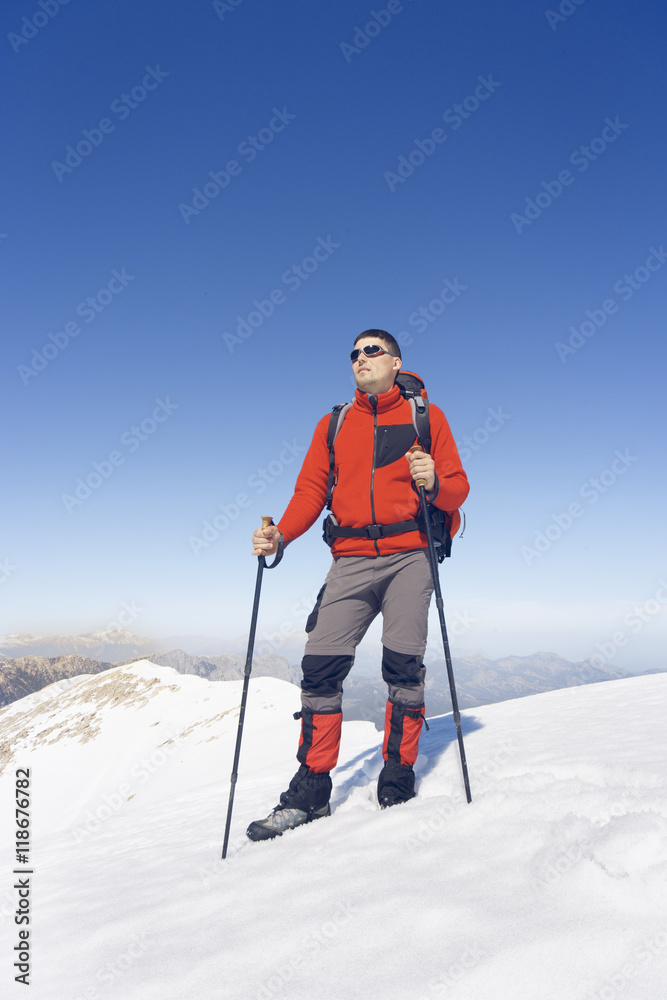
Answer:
[
  {"left": 301, "top": 654, "right": 353, "bottom": 702},
  {"left": 279, "top": 764, "right": 332, "bottom": 814},
  {"left": 381, "top": 646, "right": 426, "bottom": 706}
]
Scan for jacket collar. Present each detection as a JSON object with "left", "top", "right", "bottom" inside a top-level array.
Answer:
[{"left": 353, "top": 383, "right": 403, "bottom": 414}]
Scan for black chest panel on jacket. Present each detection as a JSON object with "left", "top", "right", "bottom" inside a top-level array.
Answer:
[{"left": 374, "top": 424, "right": 418, "bottom": 469}]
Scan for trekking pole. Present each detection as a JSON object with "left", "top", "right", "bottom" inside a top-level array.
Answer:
[
  {"left": 221, "top": 516, "right": 284, "bottom": 858},
  {"left": 410, "top": 447, "right": 472, "bottom": 803}
]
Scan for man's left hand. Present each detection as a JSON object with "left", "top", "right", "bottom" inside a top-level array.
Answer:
[{"left": 405, "top": 449, "right": 435, "bottom": 492}]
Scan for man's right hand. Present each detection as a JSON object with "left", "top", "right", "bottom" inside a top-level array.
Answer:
[{"left": 251, "top": 524, "right": 283, "bottom": 557}]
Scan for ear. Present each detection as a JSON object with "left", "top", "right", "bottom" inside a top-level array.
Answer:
[{"left": 393, "top": 355, "right": 402, "bottom": 373}]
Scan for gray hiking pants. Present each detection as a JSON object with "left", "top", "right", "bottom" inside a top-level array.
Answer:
[{"left": 301, "top": 549, "right": 434, "bottom": 713}]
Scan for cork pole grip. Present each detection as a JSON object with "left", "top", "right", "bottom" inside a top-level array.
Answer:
[{"left": 409, "top": 445, "right": 428, "bottom": 489}]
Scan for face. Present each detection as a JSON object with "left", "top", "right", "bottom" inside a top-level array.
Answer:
[{"left": 351, "top": 337, "right": 402, "bottom": 394}]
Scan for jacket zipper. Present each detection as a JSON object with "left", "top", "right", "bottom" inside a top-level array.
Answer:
[{"left": 369, "top": 395, "right": 380, "bottom": 556}]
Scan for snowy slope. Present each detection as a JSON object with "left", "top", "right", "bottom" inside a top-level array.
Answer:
[{"left": 1, "top": 663, "right": 666, "bottom": 1000}]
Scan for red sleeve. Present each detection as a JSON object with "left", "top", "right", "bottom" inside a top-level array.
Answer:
[
  {"left": 428, "top": 404, "right": 470, "bottom": 512},
  {"left": 276, "top": 414, "right": 331, "bottom": 544}
]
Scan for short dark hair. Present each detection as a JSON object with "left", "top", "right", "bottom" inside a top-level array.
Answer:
[{"left": 353, "top": 329, "right": 402, "bottom": 360}]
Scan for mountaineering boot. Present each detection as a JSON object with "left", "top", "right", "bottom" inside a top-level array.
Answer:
[
  {"left": 246, "top": 763, "right": 332, "bottom": 841},
  {"left": 246, "top": 801, "right": 330, "bottom": 841},
  {"left": 377, "top": 760, "right": 416, "bottom": 808},
  {"left": 246, "top": 707, "right": 341, "bottom": 841}
]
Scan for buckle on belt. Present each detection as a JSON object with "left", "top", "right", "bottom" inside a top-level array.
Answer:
[{"left": 365, "top": 524, "right": 383, "bottom": 539}]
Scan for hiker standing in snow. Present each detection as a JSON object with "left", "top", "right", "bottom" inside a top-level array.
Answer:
[{"left": 247, "top": 330, "right": 469, "bottom": 840}]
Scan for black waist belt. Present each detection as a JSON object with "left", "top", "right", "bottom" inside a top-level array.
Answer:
[{"left": 328, "top": 518, "right": 420, "bottom": 540}]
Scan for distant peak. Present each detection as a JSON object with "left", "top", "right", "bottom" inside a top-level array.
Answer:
[{"left": 80, "top": 629, "right": 144, "bottom": 641}]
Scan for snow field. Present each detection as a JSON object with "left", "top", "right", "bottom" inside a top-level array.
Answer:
[{"left": 0, "top": 663, "right": 666, "bottom": 999}]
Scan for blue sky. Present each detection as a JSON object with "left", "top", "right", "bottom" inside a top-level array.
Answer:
[{"left": 2, "top": 0, "right": 666, "bottom": 670}]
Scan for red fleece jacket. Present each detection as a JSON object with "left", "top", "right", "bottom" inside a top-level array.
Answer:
[{"left": 277, "top": 384, "right": 469, "bottom": 557}]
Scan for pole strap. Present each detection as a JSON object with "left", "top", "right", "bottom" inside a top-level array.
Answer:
[{"left": 263, "top": 536, "right": 284, "bottom": 569}]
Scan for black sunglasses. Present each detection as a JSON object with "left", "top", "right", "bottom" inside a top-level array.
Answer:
[{"left": 350, "top": 344, "right": 395, "bottom": 362}]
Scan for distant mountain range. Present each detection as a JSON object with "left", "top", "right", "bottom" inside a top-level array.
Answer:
[
  {"left": 0, "top": 629, "right": 313, "bottom": 663},
  {"left": 0, "top": 645, "right": 299, "bottom": 710},
  {"left": 0, "top": 629, "right": 161, "bottom": 663},
  {"left": 342, "top": 651, "right": 636, "bottom": 725},
  {"left": 0, "top": 629, "right": 307, "bottom": 664},
  {"left": 2, "top": 629, "right": 661, "bottom": 720}
]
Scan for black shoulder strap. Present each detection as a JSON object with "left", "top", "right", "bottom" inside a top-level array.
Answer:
[
  {"left": 408, "top": 394, "right": 431, "bottom": 454},
  {"left": 325, "top": 403, "right": 352, "bottom": 510},
  {"left": 396, "top": 371, "right": 431, "bottom": 453}
]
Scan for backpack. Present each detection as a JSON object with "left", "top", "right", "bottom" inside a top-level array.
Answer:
[{"left": 322, "top": 371, "right": 460, "bottom": 561}]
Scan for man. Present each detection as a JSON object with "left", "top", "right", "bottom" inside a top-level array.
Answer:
[{"left": 247, "top": 330, "right": 469, "bottom": 840}]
